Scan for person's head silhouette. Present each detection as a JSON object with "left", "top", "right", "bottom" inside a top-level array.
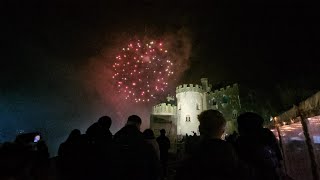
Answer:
[
  {"left": 126, "top": 115, "right": 142, "bottom": 130},
  {"left": 98, "top": 116, "right": 112, "bottom": 129},
  {"left": 143, "top": 129, "right": 155, "bottom": 139},
  {"left": 237, "top": 112, "right": 264, "bottom": 136},
  {"left": 198, "top": 110, "right": 226, "bottom": 139},
  {"left": 160, "top": 129, "right": 166, "bottom": 136}
]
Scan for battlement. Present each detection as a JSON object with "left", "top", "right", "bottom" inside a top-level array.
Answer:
[
  {"left": 209, "top": 83, "right": 238, "bottom": 96},
  {"left": 176, "top": 84, "right": 204, "bottom": 94},
  {"left": 152, "top": 103, "right": 177, "bottom": 115}
]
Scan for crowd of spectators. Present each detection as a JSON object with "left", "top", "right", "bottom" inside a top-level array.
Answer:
[{"left": 0, "top": 111, "right": 287, "bottom": 180}]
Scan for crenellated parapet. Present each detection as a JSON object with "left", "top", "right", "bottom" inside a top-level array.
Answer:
[
  {"left": 208, "top": 83, "right": 239, "bottom": 97},
  {"left": 207, "top": 83, "right": 241, "bottom": 116},
  {"left": 176, "top": 84, "right": 204, "bottom": 94},
  {"left": 152, "top": 103, "right": 177, "bottom": 115}
]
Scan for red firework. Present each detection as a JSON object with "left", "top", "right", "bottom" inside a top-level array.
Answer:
[{"left": 112, "top": 39, "right": 174, "bottom": 103}]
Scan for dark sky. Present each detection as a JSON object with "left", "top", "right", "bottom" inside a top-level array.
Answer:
[
  {"left": 3, "top": 0, "right": 320, "bottom": 84},
  {"left": 1, "top": 0, "right": 320, "bottom": 154}
]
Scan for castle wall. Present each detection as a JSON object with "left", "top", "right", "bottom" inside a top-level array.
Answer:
[
  {"left": 152, "top": 103, "right": 177, "bottom": 115},
  {"left": 150, "top": 80, "right": 242, "bottom": 138},
  {"left": 176, "top": 84, "right": 204, "bottom": 135},
  {"left": 150, "top": 114, "right": 177, "bottom": 152},
  {"left": 206, "top": 83, "right": 241, "bottom": 133}
]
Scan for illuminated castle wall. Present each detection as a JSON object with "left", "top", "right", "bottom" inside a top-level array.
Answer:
[
  {"left": 150, "top": 103, "right": 177, "bottom": 144},
  {"left": 150, "top": 78, "right": 241, "bottom": 137},
  {"left": 152, "top": 103, "right": 177, "bottom": 115}
]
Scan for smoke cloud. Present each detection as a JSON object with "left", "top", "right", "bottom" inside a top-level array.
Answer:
[{"left": 83, "top": 28, "right": 192, "bottom": 131}]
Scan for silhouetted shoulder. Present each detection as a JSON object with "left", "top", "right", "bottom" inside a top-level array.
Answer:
[{"left": 176, "top": 138, "right": 241, "bottom": 180}]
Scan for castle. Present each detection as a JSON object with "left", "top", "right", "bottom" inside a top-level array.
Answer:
[{"left": 150, "top": 78, "right": 241, "bottom": 141}]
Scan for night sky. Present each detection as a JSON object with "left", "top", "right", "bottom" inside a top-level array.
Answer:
[{"left": 1, "top": 0, "right": 320, "bottom": 155}]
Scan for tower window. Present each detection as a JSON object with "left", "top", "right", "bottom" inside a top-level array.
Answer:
[
  {"left": 186, "top": 115, "right": 191, "bottom": 122},
  {"left": 211, "top": 98, "right": 217, "bottom": 106},
  {"left": 232, "top": 109, "right": 238, "bottom": 119},
  {"left": 196, "top": 103, "right": 200, "bottom": 110}
]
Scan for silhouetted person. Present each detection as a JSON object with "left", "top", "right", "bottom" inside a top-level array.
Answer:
[
  {"left": 58, "top": 129, "right": 82, "bottom": 180},
  {"left": 0, "top": 142, "right": 35, "bottom": 180},
  {"left": 176, "top": 110, "right": 244, "bottom": 180},
  {"left": 58, "top": 129, "right": 81, "bottom": 157},
  {"left": 36, "top": 141, "right": 49, "bottom": 161},
  {"left": 83, "top": 116, "right": 114, "bottom": 180},
  {"left": 260, "top": 128, "right": 283, "bottom": 163},
  {"left": 143, "top": 129, "right": 160, "bottom": 160},
  {"left": 86, "top": 116, "right": 113, "bottom": 145},
  {"left": 156, "top": 129, "right": 170, "bottom": 178},
  {"left": 113, "top": 115, "right": 160, "bottom": 180},
  {"left": 235, "top": 112, "right": 281, "bottom": 180},
  {"left": 34, "top": 140, "right": 50, "bottom": 180},
  {"left": 1, "top": 132, "right": 50, "bottom": 180}
]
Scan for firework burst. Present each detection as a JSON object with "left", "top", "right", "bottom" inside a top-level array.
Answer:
[{"left": 112, "top": 39, "right": 174, "bottom": 103}]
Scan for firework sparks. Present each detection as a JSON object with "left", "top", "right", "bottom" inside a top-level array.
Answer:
[{"left": 112, "top": 39, "right": 173, "bottom": 103}]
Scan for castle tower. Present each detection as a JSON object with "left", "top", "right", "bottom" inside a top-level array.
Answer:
[
  {"left": 176, "top": 84, "right": 204, "bottom": 136},
  {"left": 201, "top": 78, "right": 211, "bottom": 92}
]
